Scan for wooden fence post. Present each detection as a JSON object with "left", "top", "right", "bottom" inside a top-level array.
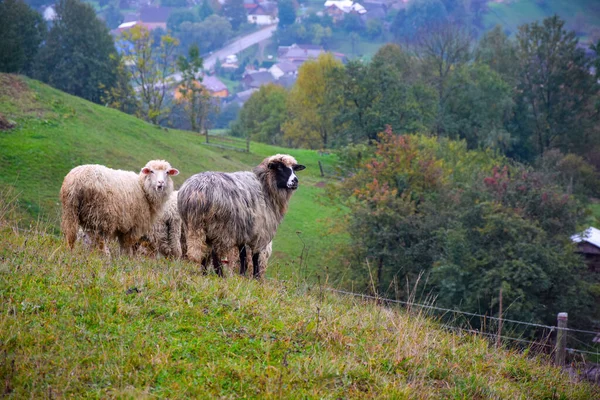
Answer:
[
  {"left": 318, "top": 160, "right": 324, "bottom": 177},
  {"left": 496, "top": 287, "right": 503, "bottom": 348},
  {"left": 555, "top": 312, "right": 568, "bottom": 366}
]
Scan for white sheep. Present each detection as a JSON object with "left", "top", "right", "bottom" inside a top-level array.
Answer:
[
  {"left": 143, "top": 190, "right": 182, "bottom": 259},
  {"left": 60, "top": 160, "right": 179, "bottom": 256},
  {"left": 178, "top": 154, "right": 304, "bottom": 277}
]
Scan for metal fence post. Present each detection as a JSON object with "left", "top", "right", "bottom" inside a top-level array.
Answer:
[{"left": 555, "top": 312, "right": 568, "bottom": 366}]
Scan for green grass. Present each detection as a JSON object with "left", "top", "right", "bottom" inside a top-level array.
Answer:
[
  {"left": 327, "top": 31, "right": 387, "bottom": 61},
  {"left": 483, "top": 0, "right": 600, "bottom": 43},
  {"left": 0, "top": 222, "right": 598, "bottom": 398},
  {"left": 0, "top": 73, "right": 345, "bottom": 279}
]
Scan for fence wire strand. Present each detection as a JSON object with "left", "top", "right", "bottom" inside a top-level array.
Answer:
[{"left": 323, "top": 287, "right": 600, "bottom": 357}]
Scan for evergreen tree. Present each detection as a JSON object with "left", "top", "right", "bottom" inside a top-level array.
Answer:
[
  {"left": 0, "top": 0, "right": 46, "bottom": 74},
  {"left": 221, "top": 0, "right": 246, "bottom": 31},
  {"left": 35, "top": 0, "right": 119, "bottom": 104},
  {"left": 278, "top": 0, "right": 296, "bottom": 29},
  {"left": 198, "top": 0, "right": 214, "bottom": 21},
  {"left": 514, "top": 16, "right": 600, "bottom": 158},
  {"left": 104, "top": 3, "right": 123, "bottom": 30}
]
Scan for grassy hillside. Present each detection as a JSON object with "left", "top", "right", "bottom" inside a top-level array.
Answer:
[
  {"left": 483, "top": 0, "right": 600, "bottom": 43},
  {"left": 0, "top": 73, "right": 345, "bottom": 279},
  {"left": 0, "top": 222, "right": 598, "bottom": 398}
]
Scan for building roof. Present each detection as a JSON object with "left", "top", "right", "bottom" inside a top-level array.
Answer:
[
  {"left": 202, "top": 75, "right": 228, "bottom": 93},
  {"left": 324, "top": 0, "right": 367, "bottom": 14},
  {"left": 277, "top": 74, "right": 297, "bottom": 88},
  {"left": 245, "top": 71, "right": 276, "bottom": 87},
  {"left": 235, "top": 88, "right": 259, "bottom": 103},
  {"left": 273, "top": 61, "right": 298, "bottom": 74},
  {"left": 140, "top": 7, "right": 171, "bottom": 23},
  {"left": 571, "top": 227, "right": 600, "bottom": 248},
  {"left": 118, "top": 21, "right": 138, "bottom": 29},
  {"left": 248, "top": 1, "right": 278, "bottom": 15}
]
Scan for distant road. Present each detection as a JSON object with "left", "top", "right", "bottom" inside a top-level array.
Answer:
[
  {"left": 168, "top": 24, "right": 277, "bottom": 84},
  {"left": 203, "top": 24, "right": 277, "bottom": 71}
]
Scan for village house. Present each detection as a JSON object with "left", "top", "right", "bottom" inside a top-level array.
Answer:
[
  {"left": 242, "top": 70, "right": 276, "bottom": 89},
  {"left": 278, "top": 44, "right": 347, "bottom": 66},
  {"left": 268, "top": 61, "right": 298, "bottom": 80},
  {"left": 571, "top": 226, "right": 600, "bottom": 272},
  {"left": 139, "top": 7, "right": 171, "bottom": 31},
  {"left": 234, "top": 88, "right": 259, "bottom": 105},
  {"left": 324, "top": 0, "right": 367, "bottom": 22},
  {"left": 247, "top": 1, "right": 279, "bottom": 26},
  {"left": 173, "top": 75, "right": 229, "bottom": 101}
]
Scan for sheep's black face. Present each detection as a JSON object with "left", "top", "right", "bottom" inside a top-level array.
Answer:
[{"left": 269, "top": 162, "right": 306, "bottom": 190}]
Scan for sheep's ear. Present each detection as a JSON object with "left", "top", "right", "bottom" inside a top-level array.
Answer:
[
  {"left": 167, "top": 168, "right": 179, "bottom": 176},
  {"left": 293, "top": 164, "right": 306, "bottom": 171},
  {"left": 141, "top": 167, "right": 152, "bottom": 175}
]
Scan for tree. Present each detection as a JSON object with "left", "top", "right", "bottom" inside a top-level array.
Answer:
[
  {"left": 177, "top": 15, "right": 233, "bottom": 53},
  {"left": 442, "top": 63, "right": 514, "bottom": 152},
  {"left": 0, "top": 0, "right": 46, "bottom": 75},
  {"left": 198, "top": 0, "right": 214, "bottom": 21},
  {"left": 176, "top": 44, "right": 206, "bottom": 133},
  {"left": 167, "top": 9, "right": 198, "bottom": 32},
  {"left": 332, "top": 45, "right": 436, "bottom": 145},
  {"left": 221, "top": 0, "right": 246, "bottom": 31},
  {"left": 161, "top": 0, "right": 187, "bottom": 6},
  {"left": 417, "top": 23, "right": 471, "bottom": 135},
  {"left": 213, "top": 101, "right": 240, "bottom": 129},
  {"left": 514, "top": 16, "right": 600, "bottom": 158},
  {"left": 232, "top": 84, "right": 288, "bottom": 145},
  {"left": 104, "top": 4, "right": 123, "bottom": 30},
  {"left": 474, "top": 25, "right": 518, "bottom": 83},
  {"left": 278, "top": 0, "right": 296, "bottom": 29},
  {"left": 35, "top": 0, "right": 119, "bottom": 104},
  {"left": 119, "top": 25, "right": 179, "bottom": 124},
  {"left": 334, "top": 128, "right": 597, "bottom": 328},
  {"left": 342, "top": 13, "right": 363, "bottom": 33},
  {"left": 100, "top": 56, "right": 139, "bottom": 115},
  {"left": 366, "top": 19, "right": 382, "bottom": 39},
  {"left": 310, "top": 24, "right": 332, "bottom": 46},
  {"left": 283, "top": 53, "right": 344, "bottom": 148},
  {"left": 391, "top": 0, "right": 448, "bottom": 42}
]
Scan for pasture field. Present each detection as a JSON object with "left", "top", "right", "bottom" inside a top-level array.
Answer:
[
  {"left": 483, "top": 0, "right": 600, "bottom": 43},
  {"left": 0, "top": 216, "right": 598, "bottom": 398},
  {"left": 0, "top": 73, "right": 345, "bottom": 279}
]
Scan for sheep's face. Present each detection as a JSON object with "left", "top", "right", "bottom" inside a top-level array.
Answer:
[
  {"left": 141, "top": 161, "right": 179, "bottom": 193},
  {"left": 268, "top": 161, "right": 306, "bottom": 190}
]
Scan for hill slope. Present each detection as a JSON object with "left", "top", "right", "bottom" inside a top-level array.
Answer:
[
  {"left": 0, "top": 224, "right": 598, "bottom": 398},
  {"left": 0, "top": 73, "right": 344, "bottom": 278},
  {"left": 483, "top": 0, "right": 600, "bottom": 44}
]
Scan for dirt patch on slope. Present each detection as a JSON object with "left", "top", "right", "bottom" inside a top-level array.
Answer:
[
  {"left": 0, "top": 113, "right": 16, "bottom": 130},
  {"left": 0, "top": 74, "right": 29, "bottom": 99}
]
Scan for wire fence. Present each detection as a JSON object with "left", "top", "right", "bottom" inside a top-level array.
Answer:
[
  {"left": 7, "top": 224, "right": 600, "bottom": 365},
  {"left": 323, "top": 287, "right": 600, "bottom": 363},
  {"left": 202, "top": 134, "right": 248, "bottom": 152}
]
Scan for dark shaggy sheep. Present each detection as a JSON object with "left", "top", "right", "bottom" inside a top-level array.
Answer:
[{"left": 178, "top": 154, "right": 305, "bottom": 277}]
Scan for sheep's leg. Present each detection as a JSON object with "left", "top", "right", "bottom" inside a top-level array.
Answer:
[
  {"left": 212, "top": 250, "right": 223, "bottom": 277},
  {"left": 201, "top": 256, "right": 209, "bottom": 274},
  {"left": 239, "top": 245, "right": 247, "bottom": 276},
  {"left": 186, "top": 228, "right": 207, "bottom": 268},
  {"left": 61, "top": 205, "right": 78, "bottom": 250},
  {"left": 170, "top": 221, "right": 182, "bottom": 259},
  {"left": 252, "top": 253, "right": 260, "bottom": 279},
  {"left": 118, "top": 233, "right": 136, "bottom": 256},
  {"left": 97, "top": 235, "right": 111, "bottom": 257}
]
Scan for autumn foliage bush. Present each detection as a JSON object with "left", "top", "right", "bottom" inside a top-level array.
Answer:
[{"left": 334, "top": 128, "right": 598, "bottom": 331}]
